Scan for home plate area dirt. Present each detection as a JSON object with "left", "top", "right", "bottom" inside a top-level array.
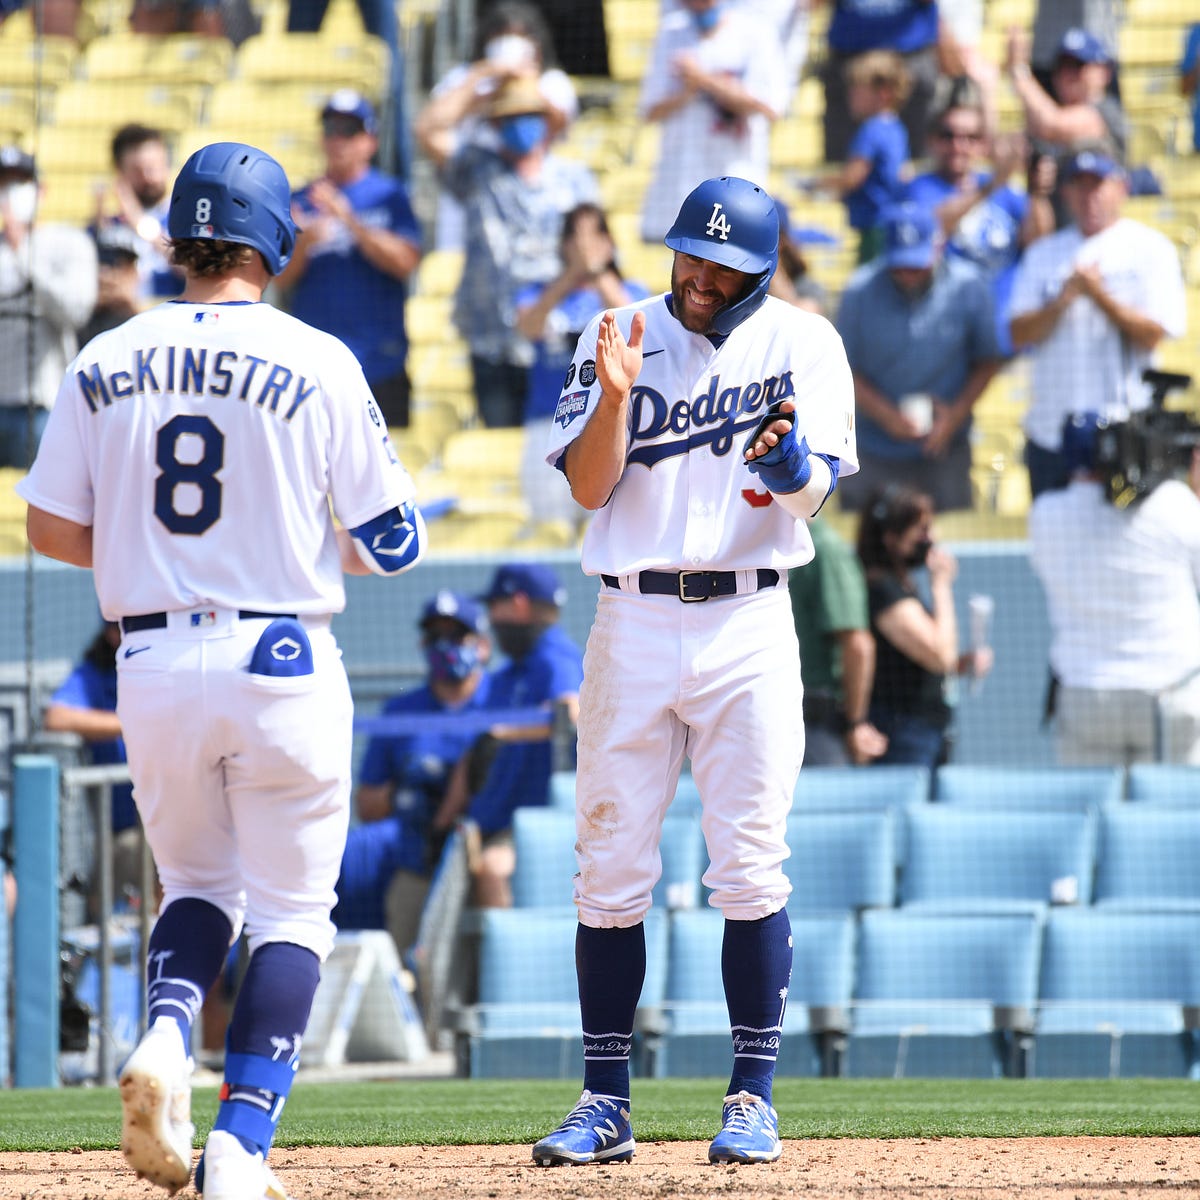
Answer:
[{"left": 2, "top": 1138, "right": 1199, "bottom": 1199}]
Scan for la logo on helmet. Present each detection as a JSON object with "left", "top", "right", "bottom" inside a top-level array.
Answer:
[{"left": 706, "top": 202, "right": 732, "bottom": 241}]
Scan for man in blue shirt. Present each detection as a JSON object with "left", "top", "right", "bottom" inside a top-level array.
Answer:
[
  {"left": 834, "top": 202, "right": 1002, "bottom": 513},
  {"left": 335, "top": 591, "right": 492, "bottom": 953},
  {"left": 1183, "top": 24, "right": 1200, "bottom": 154},
  {"left": 433, "top": 562, "right": 584, "bottom": 907},
  {"left": 280, "top": 90, "right": 422, "bottom": 428}
]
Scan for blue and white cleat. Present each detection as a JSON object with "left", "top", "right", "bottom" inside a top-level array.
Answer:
[
  {"left": 531, "top": 1090, "right": 635, "bottom": 1166},
  {"left": 708, "top": 1090, "right": 783, "bottom": 1164}
]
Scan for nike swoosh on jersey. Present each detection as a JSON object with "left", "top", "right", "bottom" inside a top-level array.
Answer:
[
  {"left": 123, "top": 645, "right": 152, "bottom": 658},
  {"left": 642, "top": 349, "right": 666, "bottom": 357}
]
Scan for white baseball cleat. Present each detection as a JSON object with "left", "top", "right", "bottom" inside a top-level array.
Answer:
[
  {"left": 119, "top": 1016, "right": 195, "bottom": 1193},
  {"left": 200, "top": 1130, "right": 289, "bottom": 1200}
]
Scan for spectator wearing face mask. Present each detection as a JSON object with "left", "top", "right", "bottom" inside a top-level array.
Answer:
[
  {"left": 336, "top": 591, "right": 493, "bottom": 956},
  {"left": 0, "top": 145, "right": 97, "bottom": 468}
]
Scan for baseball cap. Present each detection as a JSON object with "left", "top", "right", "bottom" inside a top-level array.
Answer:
[
  {"left": 488, "top": 75, "right": 549, "bottom": 119},
  {"left": 1061, "top": 141, "right": 1124, "bottom": 181},
  {"left": 93, "top": 223, "right": 142, "bottom": 265},
  {"left": 419, "top": 589, "right": 486, "bottom": 635},
  {"left": 1055, "top": 28, "right": 1112, "bottom": 65},
  {"left": 480, "top": 562, "right": 567, "bottom": 607},
  {"left": 882, "top": 202, "right": 940, "bottom": 270},
  {"left": 320, "top": 89, "right": 377, "bottom": 135},
  {"left": 0, "top": 145, "right": 36, "bottom": 179}
]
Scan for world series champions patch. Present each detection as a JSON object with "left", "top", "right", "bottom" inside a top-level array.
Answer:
[{"left": 555, "top": 390, "right": 590, "bottom": 429}]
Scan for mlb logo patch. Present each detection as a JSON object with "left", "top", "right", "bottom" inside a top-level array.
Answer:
[
  {"left": 554, "top": 390, "right": 590, "bottom": 429},
  {"left": 191, "top": 224, "right": 215, "bottom": 238},
  {"left": 190, "top": 610, "right": 217, "bottom": 627},
  {"left": 193, "top": 311, "right": 220, "bottom": 324}
]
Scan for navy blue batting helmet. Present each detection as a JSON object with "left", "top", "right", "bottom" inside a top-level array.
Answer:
[
  {"left": 167, "top": 142, "right": 296, "bottom": 275},
  {"left": 664, "top": 176, "right": 779, "bottom": 335}
]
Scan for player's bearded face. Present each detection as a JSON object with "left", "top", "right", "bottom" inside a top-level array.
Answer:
[{"left": 671, "top": 253, "right": 751, "bottom": 334}]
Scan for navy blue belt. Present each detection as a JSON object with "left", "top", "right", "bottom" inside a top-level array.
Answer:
[
  {"left": 600, "top": 569, "right": 779, "bottom": 603},
  {"left": 120, "top": 610, "right": 297, "bottom": 634}
]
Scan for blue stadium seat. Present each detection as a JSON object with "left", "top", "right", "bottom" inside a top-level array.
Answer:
[
  {"left": 933, "top": 765, "right": 1123, "bottom": 810},
  {"left": 647, "top": 908, "right": 854, "bottom": 1078},
  {"left": 793, "top": 765, "right": 930, "bottom": 811},
  {"left": 1031, "top": 909, "right": 1200, "bottom": 1078},
  {"left": 846, "top": 909, "right": 1043, "bottom": 1078},
  {"left": 511, "top": 808, "right": 704, "bottom": 910},
  {"left": 900, "top": 807, "right": 1097, "bottom": 907},
  {"left": 1093, "top": 808, "right": 1200, "bottom": 909},
  {"left": 463, "top": 907, "right": 668, "bottom": 1078},
  {"left": 1126, "top": 765, "right": 1200, "bottom": 807},
  {"left": 548, "top": 770, "right": 577, "bottom": 811},
  {"left": 783, "top": 809, "right": 897, "bottom": 911}
]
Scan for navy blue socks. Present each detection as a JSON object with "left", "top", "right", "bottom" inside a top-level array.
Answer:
[
  {"left": 577, "top": 923, "right": 645, "bottom": 1101},
  {"left": 721, "top": 908, "right": 793, "bottom": 1104}
]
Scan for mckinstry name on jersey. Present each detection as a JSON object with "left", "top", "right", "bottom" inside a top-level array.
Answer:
[{"left": 74, "top": 344, "right": 318, "bottom": 421}]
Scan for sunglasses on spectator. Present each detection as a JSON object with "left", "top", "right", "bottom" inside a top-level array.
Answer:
[
  {"left": 322, "top": 117, "right": 366, "bottom": 138},
  {"left": 934, "top": 128, "right": 982, "bottom": 142}
]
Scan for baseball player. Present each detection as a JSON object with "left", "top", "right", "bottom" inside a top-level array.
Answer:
[
  {"left": 18, "top": 142, "right": 425, "bottom": 1200},
  {"left": 532, "top": 176, "right": 857, "bottom": 1167}
]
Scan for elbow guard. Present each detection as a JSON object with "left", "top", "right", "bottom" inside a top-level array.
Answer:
[{"left": 350, "top": 502, "right": 426, "bottom": 575}]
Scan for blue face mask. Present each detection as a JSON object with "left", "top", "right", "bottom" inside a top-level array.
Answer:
[
  {"left": 499, "top": 114, "right": 548, "bottom": 157},
  {"left": 425, "top": 637, "right": 481, "bottom": 684},
  {"left": 692, "top": 3, "right": 723, "bottom": 33}
]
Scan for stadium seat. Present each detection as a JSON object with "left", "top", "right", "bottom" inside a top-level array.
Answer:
[
  {"left": 1126, "top": 764, "right": 1200, "bottom": 806},
  {"left": 81, "top": 33, "right": 232, "bottom": 85},
  {"left": 647, "top": 908, "right": 854, "bottom": 1078},
  {"left": 459, "top": 906, "right": 667, "bottom": 1077},
  {"left": 51, "top": 81, "right": 201, "bottom": 134},
  {"left": 1093, "top": 807, "right": 1200, "bottom": 909},
  {"left": 793, "top": 765, "right": 931, "bottom": 810},
  {"left": 235, "top": 32, "right": 390, "bottom": 94},
  {"left": 0, "top": 37, "right": 77, "bottom": 86},
  {"left": 1031, "top": 909, "right": 1200, "bottom": 1078},
  {"left": 782, "top": 809, "right": 897, "bottom": 911},
  {"left": 847, "top": 909, "right": 1043, "bottom": 1078},
  {"left": 511, "top": 807, "right": 704, "bottom": 911},
  {"left": 933, "top": 765, "right": 1123, "bottom": 810},
  {"left": 30, "top": 126, "right": 114, "bottom": 175},
  {"left": 900, "top": 807, "right": 1097, "bottom": 907},
  {"left": 0, "top": 86, "right": 36, "bottom": 142}
]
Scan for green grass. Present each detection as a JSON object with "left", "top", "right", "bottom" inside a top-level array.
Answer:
[{"left": 1, "top": 1079, "right": 1199, "bottom": 1152}]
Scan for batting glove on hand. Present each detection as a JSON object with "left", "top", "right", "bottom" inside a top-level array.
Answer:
[{"left": 742, "top": 404, "right": 813, "bottom": 494}]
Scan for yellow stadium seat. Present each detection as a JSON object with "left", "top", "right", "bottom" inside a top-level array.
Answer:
[
  {"left": 51, "top": 80, "right": 203, "bottom": 133},
  {"left": 0, "top": 86, "right": 38, "bottom": 140},
  {"left": 207, "top": 80, "right": 337, "bottom": 133},
  {"left": 442, "top": 427, "right": 525, "bottom": 479},
  {"left": 409, "top": 342, "right": 471, "bottom": 394},
  {"left": 770, "top": 116, "right": 824, "bottom": 170},
  {"left": 0, "top": 37, "right": 78, "bottom": 85},
  {"left": 406, "top": 295, "right": 456, "bottom": 345},
  {"left": 32, "top": 125, "right": 113, "bottom": 174},
  {"left": 174, "top": 124, "right": 322, "bottom": 183},
  {"left": 81, "top": 32, "right": 232, "bottom": 85},
  {"left": 607, "top": 34, "right": 653, "bottom": 85},
  {"left": 412, "top": 249, "right": 463, "bottom": 299},
  {"left": 0, "top": 467, "right": 29, "bottom": 558},
  {"left": 1118, "top": 25, "right": 1186, "bottom": 69},
  {"left": 599, "top": 160, "right": 651, "bottom": 215},
  {"left": 34, "top": 172, "right": 103, "bottom": 224},
  {"left": 234, "top": 32, "right": 389, "bottom": 94},
  {"left": 603, "top": 0, "right": 658, "bottom": 42},
  {"left": 1126, "top": 0, "right": 1194, "bottom": 23}
]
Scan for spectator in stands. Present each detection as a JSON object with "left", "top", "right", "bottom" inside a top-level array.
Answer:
[
  {"left": 427, "top": 1, "right": 579, "bottom": 252},
  {"left": 856, "top": 483, "right": 991, "bottom": 768},
  {"left": 1029, "top": 413, "right": 1200, "bottom": 766},
  {"left": 0, "top": 0, "right": 80, "bottom": 37},
  {"left": 745, "top": 0, "right": 812, "bottom": 102},
  {"left": 515, "top": 202, "right": 648, "bottom": 533},
  {"left": 1008, "top": 142, "right": 1186, "bottom": 498},
  {"left": 334, "top": 591, "right": 493, "bottom": 955},
  {"left": 129, "top": 0, "right": 224, "bottom": 38},
  {"left": 810, "top": 49, "right": 911, "bottom": 263},
  {"left": 79, "top": 225, "right": 142, "bottom": 345},
  {"left": 1183, "top": 23, "right": 1200, "bottom": 154},
  {"left": 415, "top": 73, "right": 599, "bottom": 429},
  {"left": 0, "top": 146, "right": 97, "bottom": 469},
  {"left": 905, "top": 80, "right": 1050, "bottom": 356},
  {"left": 42, "top": 620, "right": 148, "bottom": 916},
  {"left": 789, "top": 516, "right": 888, "bottom": 766},
  {"left": 432, "top": 562, "right": 583, "bottom": 908},
  {"left": 637, "top": 0, "right": 787, "bottom": 243},
  {"left": 767, "top": 199, "right": 829, "bottom": 315},
  {"left": 93, "top": 125, "right": 182, "bottom": 305},
  {"left": 1029, "top": 0, "right": 1123, "bottom": 100},
  {"left": 935, "top": 0, "right": 998, "bottom": 137},
  {"left": 1006, "top": 25, "right": 1128, "bottom": 225},
  {"left": 279, "top": 91, "right": 422, "bottom": 429},
  {"left": 818, "top": 0, "right": 941, "bottom": 163},
  {"left": 834, "top": 201, "right": 1002, "bottom": 514}
]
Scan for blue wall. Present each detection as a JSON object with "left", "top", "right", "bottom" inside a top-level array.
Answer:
[{"left": 0, "top": 542, "right": 1055, "bottom": 767}]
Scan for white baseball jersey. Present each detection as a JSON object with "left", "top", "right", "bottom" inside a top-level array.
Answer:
[
  {"left": 17, "top": 300, "right": 415, "bottom": 621},
  {"left": 545, "top": 293, "right": 858, "bottom": 578},
  {"left": 1009, "top": 217, "right": 1187, "bottom": 451}
]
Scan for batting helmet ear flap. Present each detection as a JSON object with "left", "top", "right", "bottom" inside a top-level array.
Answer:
[
  {"left": 664, "top": 176, "right": 780, "bottom": 336},
  {"left": 168, "top": 142, "right": 297, "bottom": 275}
]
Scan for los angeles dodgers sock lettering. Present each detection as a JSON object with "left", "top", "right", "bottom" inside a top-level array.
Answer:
[
  {"left": 146, "top": 897, "right": 233, "bottom": 1054},
  {"left": 721, "top": 909, "right": 793, "bottom": 1104},
  {"left": 216, "top": 942, "right": 320, "bottom": 1157},
  {"left": 577, "top": 923, "right": 645, "bottom": 1101}
]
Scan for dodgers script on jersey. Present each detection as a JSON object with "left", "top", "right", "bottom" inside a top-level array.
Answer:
[
  {"left": 545, "top": 294, "right": 858, "bottom": 577},
  {"left": 17, "top": 301, "right": 415, "bottom": 620}
]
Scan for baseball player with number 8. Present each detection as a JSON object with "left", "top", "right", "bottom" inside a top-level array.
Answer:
[
  {"left": 19, "top": 143, "right": 425, "bottom": 1199},
  {"left": 532, "top": 176, "right": 857, "bottom": 1166}
]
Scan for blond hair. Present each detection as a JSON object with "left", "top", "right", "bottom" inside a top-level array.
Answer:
[{"left": 845, "top": 51, "right": 912, "bottom": 105}]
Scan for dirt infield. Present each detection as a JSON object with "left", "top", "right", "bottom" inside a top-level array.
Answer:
[{"left": 2, "top": 1138, "right": 1198, "bottom": 1199}]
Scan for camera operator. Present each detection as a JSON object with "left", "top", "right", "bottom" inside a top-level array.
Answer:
[{"left": 1028, "top": 408, "right": 1200, "bottom": 767}]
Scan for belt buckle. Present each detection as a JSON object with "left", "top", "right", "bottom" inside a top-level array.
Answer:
[{"left": 677, "top": 572, "right": 710, "bottom": 602}]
